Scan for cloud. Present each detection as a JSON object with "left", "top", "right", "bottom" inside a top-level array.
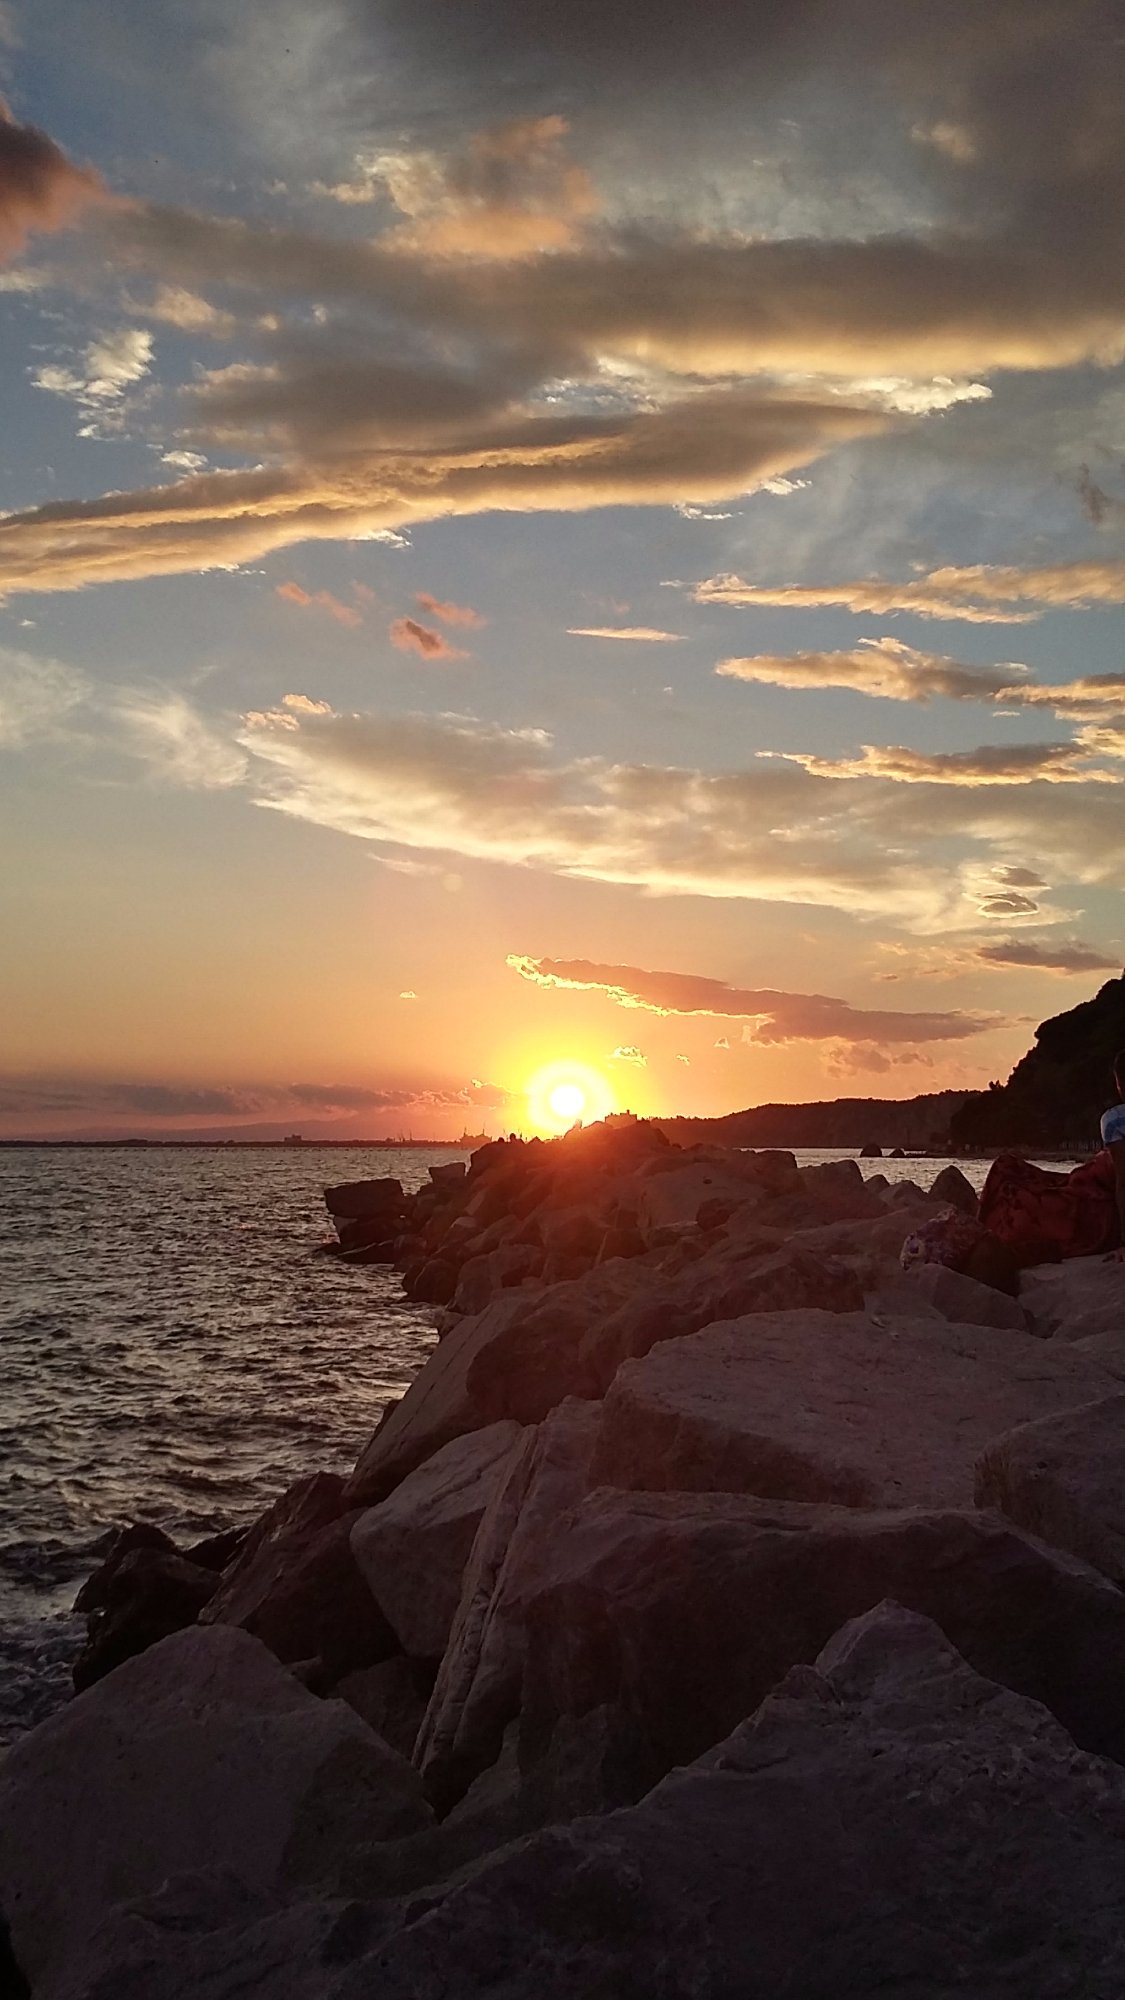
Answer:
[
  {"left": 415, "top": 592, "right": 486, "bottom": 628},
  {"left": 992, "top": 865, "right": 1047, "bottom": 889},
  {"left": 389, "top": 617, "right": 468, "bottom": 661},
  {"left": 113, "top": 689, "right": 248, "bottom": 789},
  {"left": 315, "top": 116, "right": 597, "bottom": 259},
  {"left": 399, "top": 989, "right": 417, "bottom": 999},
  {"left": 696, "top": 559, "right": 1125, "bottom": 625},
  {"left": 779, "top": 741, "right": 1114, "bottom": 786},
  {"left": 974, "top": 938, "right": 1121, "bottom": 974},
  {"left": 0, "top": 646, "right": 89, "bottom": 746},
  {"left": 231, "top": 698, "right": 1125, "bottom": 924},
  {"left": 276, "top": 579, "right": 363, "bottom": 627},
  {"left": 508, "top": 954, "right": 1000, "bottom": 1046},
  {"left": 0, "top": 99, "right": 103, "bottom": 262},
  {"left": 280, "top": 692, "right": 332, "bottom": 715},
  {"left": 977, "top": 891, "right": 1039, "bottom": 916},
  {"left": 0, "top": 392, "right": 889, "bottom": 601},
  {"left": 32, "top": 327, "right": 154, "bottom": 414},
  {"left": 716, "top": 637, "right": 1022, "bottom": 702},
  {"left": 568, "top": 626, "right": 684, "bottom": 643},
  {"left": 368, "top": 115, "right": 598, "bottom": 259},
  {"left": 610, "top": 1045, "right": 647, "bottom": 1065},
  {"left": 0, "top": 1069, "right": 515, "bottom": 1131}
]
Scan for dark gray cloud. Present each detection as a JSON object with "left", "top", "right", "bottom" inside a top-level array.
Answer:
[
  {"left": 0, "top": 99, "right": 103, "bottom": 262},
  {"left": 508, "top": 954, "right": 1000, "bottom": 1045},
  {"left": 975, "top": 938, "right": 1120, "bottom": 973}
]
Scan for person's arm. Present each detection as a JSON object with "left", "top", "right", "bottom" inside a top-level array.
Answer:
[{"left": 1110, "top": 1140, "right": 1125, "bottom": 1261}]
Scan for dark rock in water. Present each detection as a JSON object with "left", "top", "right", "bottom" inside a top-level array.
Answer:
[
  {"left": 406, "top": 1256, "right": 458, "bottom": 1306},
  {"left": 890, "top": 1145, "right": 906, "bottom": 1157},
  {"left": 976, "top": 1392, "right": 1125, "bottom": 1587},
  {"left": 859, "top": 1141, "right": 882, "bottom": 1157},
  {"left": 429, "top": 1160, "right": 467, "bottom": 1192},
  {"left": 200, "top": 1474, "right": 396, "bottom": 1676},
  {"left": 512, "top": 1491, "right": 1125, "bottom": 1806},
  {"left": 929, "top": 1162, "right": 978, "bottom": 1214},
  {"left": 323, "top": 1177, "right": 405, "bottom": 1221},
  {"left": 73, "top": 1546, "right": 220, "bottom": 1692},
  {"left": 183, "top": 1525, "right": 249, "bottom": 1572},
  {"left": 73, "top": 1522, "right": 177, "bottom": 1612},
  {"left": 343, "top": 1604, "right": 1125, "bottom": 1999}
]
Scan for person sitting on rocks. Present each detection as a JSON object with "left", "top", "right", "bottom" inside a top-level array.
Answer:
[
  {"left": 1103, "top": 1049, "right": 1125, "bottom": 1263},
  {"left": 977, "top": 1052, "right": 1125, "bottom": 1267}
]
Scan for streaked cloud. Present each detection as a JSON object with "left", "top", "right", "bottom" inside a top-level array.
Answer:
[
  {"left": 0, "top": 393, "right": 889, "bottom": 601},
  {"left": 717, "top": 637, "right": 1022, "bottom": 703},
  {"left": 696, "top": 559, "right": 1125, "bottom": 625},
  {"left": 975, "top": 937, "right": 1120, "bottom": 974},
  {"left": 779, "top": 741, "right": 1115, "bottom": 786},
  {"left": 508, "top": 953, "right": 1000, "bottom": 1046},
  {"left": 568, "top": 626, "right": 683, "bottom": 643}
]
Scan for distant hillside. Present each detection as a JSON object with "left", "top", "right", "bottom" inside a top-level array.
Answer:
[
  {"left": 656, "top": 1091, "right": 972, "bottom": 1152},
  {"left": 948, "top": 972, "right": 1125, "bottom": 1149}
]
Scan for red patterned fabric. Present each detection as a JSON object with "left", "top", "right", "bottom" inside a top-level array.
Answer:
[{"left": 978, "top": 1149, "right": 1120, "bottom": 1263}]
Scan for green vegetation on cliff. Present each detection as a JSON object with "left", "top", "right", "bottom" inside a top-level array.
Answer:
[{"left": 949, "top": 973, "right": 1125, "bottom": 1150}]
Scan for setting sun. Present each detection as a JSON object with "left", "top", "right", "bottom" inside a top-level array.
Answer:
[{"left": 525, "top": 1060, "right": 617, "bottom": 1134}]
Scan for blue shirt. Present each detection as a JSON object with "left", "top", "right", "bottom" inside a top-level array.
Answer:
[{"left": 1101, "top": 1103, "right": 1125, "bottom": 1146}]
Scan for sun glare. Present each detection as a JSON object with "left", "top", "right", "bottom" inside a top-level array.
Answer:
[{"left": 526, "top": 1060, "right": 616, "bottom": 1134}]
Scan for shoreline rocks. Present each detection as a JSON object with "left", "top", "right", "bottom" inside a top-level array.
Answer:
[{"left": 13, "top": 1120, "right": 1125, "bottom": 1997}]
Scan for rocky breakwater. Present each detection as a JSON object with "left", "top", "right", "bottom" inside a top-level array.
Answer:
[{"left": 7, "top": 1126, "right": 1125, "bottom": 1996}]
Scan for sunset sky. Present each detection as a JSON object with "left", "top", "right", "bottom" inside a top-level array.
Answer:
[{"left": 2, "top": 0, "right": 1125, "bottom": 1138}]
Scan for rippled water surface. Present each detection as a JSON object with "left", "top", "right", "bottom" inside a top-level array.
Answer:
[{"left": 0, "top": 1144, "right": 460, "bottom": 1743}]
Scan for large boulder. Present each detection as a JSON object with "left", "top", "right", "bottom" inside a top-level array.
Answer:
[
  {"left": 976, "top": 1393, "right": 1125, "bottom": 1585},
  {"left": 579, "top": 1244, "right": 864, "bottom": 1394},
  {"left": 634, "top": 1162, "right": 767, "bottom": 1239},
  {"left": 900, "top": 1260, "right": 1030, "bottom": 1331},
  {"left": 350, "top": 1421, "right": 524, "bottom": 1660},
  {"left": 331, "top": 1656, "right": 435, "bottom": 1760},
  {"left": 200, "top": 1474, "right": 396, "bottom": 1676},
  {"left": 592, "top": 1310, "right": 1114, "bottom": 1509},
  {"left": 0, "top": 1624, "right": 431, "bottom": 1997},
  {"left": 336, "top": 1603, "right": 1125, "bottom": 1999},
  {"left": 345, "top": 1263, "right": 647, "bottom": 1505},
  {"left": 513, "top": 1489, "right": 1125, "bottom": 1804},
  {"left": 1019, "top": 1254, "right": 1125, "bottom": 1342},
  {"left": 416, "top": 1399, "right": 602, "bottom": 1810}
]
